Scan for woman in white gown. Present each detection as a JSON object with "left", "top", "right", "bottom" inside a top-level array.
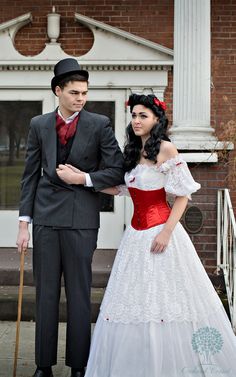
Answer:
[{"left": 58, "top": 94, "right": 236, "bottom": 377}]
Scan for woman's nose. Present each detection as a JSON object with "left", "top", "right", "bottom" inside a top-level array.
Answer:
[{"left": 134, "top": 118, "right": 140, "bottom": 124}]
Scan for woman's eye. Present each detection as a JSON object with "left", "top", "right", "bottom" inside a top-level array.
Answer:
[{"left": 131, "top": 114, "right": 147, "bottom": 119}]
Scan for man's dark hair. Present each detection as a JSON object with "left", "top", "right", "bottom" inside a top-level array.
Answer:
[{"left": 57, "top": 74, "right": 88, "bottom": 89}]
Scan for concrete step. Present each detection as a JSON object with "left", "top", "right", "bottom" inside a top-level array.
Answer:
[
  {"left": 0, "top": 286, "right": 104, "bottom": 322},
  {"left": 0, "top": 248, "right": 113, "bottom": 322},
  {"left": 0, "top": 248, "right": 231, "bottom": 323},
  {"left": 0, "top": 284, "right": 231, "bottom": 323},
  {"left": 0, "top": 248, "right": 116, "bottom": 288}
]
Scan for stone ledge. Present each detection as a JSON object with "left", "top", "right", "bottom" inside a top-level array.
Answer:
[
  {"left": 0, "top": 248, "right": 116, "bottom": 287},
  {"left": 0, "top": 286, "right": 104, "bottom": 323}
]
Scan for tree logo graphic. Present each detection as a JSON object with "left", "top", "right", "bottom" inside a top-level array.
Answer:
[{"left": 192, "top": 326, "right": 224, "bottom": 364}]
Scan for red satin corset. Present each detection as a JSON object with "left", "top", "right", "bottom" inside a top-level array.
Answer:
[{"left": 128, "top": 187, "right": 171, "bottom": 230}]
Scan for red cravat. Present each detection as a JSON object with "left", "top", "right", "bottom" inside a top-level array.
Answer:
[{"left": 55, "top": 113, "right": 79, "bottom": 145}]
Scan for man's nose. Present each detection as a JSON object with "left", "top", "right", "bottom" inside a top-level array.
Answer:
[{"left": 76, "top": 93, "right": 83, "bottom": 100}]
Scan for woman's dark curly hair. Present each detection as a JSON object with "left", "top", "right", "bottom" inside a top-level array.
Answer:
[{"left": 123, "top": 94, "right": 170, "bottom": 172}]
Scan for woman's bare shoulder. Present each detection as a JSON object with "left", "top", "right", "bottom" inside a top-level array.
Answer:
[{"left": 159, "top": 140, "right": 178, "bottom": 159}]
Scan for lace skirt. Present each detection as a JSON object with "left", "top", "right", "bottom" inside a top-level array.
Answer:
[{"left": 85, "top": 222, "right": 236, "bottom": 377}]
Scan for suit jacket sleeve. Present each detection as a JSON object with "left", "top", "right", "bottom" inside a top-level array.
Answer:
[
  {"left": 89, "top": 120, "right": 124, "bottom": 191},
  {"left": 19, "top": 118, "right": 41, "bottom": 217}
]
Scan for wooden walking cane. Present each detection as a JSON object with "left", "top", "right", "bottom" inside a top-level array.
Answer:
[{"left": 13, "top": 250, "right": 25, "bottom": 377}]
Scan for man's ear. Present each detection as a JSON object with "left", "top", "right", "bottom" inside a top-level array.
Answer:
[{"left": 55, "top": 86, "right": 61, "bottom": 97}]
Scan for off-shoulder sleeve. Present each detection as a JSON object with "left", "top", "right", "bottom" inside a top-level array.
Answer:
[{"left": 159, "top": 155, "right": 201, "bottom": 199}]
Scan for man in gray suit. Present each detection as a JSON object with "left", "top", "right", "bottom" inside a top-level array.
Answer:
[{"left": 16, "top": 58, "right": 124, "bottom": 377}]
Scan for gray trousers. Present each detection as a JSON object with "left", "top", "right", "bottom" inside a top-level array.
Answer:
[{"left": 33, "top": 225, "right": 98, "bottom": 368}]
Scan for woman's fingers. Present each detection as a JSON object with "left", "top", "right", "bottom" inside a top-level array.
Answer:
[
  {"left": 150, "top": 237, "right": 168, "bottom": 253},
  {"left": 151, "top": 242, "right": 166, "bottom": 253}
]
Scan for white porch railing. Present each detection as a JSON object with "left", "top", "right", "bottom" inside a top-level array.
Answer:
[{"left": 217, "top": 189, "right": 236, "bottom": 333}]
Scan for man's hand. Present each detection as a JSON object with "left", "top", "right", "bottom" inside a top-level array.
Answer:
[
  {"left": 56, "top": 164, "right": 86, "bottom": 185},
  {"left": 16, "top": 221, "right": 30, "bottom": 253}
]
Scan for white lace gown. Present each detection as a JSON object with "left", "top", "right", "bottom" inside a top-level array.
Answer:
[{"left": 85, "top": 156, "right": 236, "bottom": 377}]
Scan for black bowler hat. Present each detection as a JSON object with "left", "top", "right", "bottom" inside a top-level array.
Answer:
[{"left": 51, "top": 58, "right": 89, "bottom": 94}]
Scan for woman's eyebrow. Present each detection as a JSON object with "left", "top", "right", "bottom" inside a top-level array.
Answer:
[{"left": 132, "top": 111, "right": 148, "bottom": 115}]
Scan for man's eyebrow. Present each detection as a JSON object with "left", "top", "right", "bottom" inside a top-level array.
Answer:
[{"left": 69, "top": 90, "right": 88, "bottom": 94}]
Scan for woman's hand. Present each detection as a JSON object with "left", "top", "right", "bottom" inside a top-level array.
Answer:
[
  {"left": 150, "top": 228, "right": 171, "bottom": 253},
  {"left": 56, "top": 164, "right": 86, "bottom": 185},
  {"left": 150, "top": 196, "right": 188, "bottom": 254}
]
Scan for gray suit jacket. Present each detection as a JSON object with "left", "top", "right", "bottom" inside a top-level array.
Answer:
[{"left": 19, "top": 109, "right": 124, "bottom": 229}]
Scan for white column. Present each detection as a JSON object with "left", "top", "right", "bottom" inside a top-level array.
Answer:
[{"left": 171, "top": 0, "right": 215, "bottom": 146}]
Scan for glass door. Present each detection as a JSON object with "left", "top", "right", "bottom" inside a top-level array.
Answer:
[
  {"left": 84, "top": 89, "right": 126, "bottom": 248},
  {"left": 0, "top": 89, "right": 55, "bottom": 246}
]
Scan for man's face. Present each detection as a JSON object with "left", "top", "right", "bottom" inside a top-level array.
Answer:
[{"left": 55, "top": 80, "right": 88, "bottom": 117}]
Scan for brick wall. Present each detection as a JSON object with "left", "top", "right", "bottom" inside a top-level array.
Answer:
[
  {"left": 211, "top": 0, "right": 236, "bottom": 209},
  {"left": 0, "top": 0, "right": 235, "bottom": 273},
  {"left": 188, "top": 163, "right": 228, "bottom": 274},
  {"left": 0, "top": 0, "right": 174, "bottom": 55}
]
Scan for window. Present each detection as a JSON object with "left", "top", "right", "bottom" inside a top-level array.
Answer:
[
  {"left": 0, "top": 101, "right": 42, "bottom": 209},
  {"left": 0, "top": 100, "right": 116, "bottom": 212}
]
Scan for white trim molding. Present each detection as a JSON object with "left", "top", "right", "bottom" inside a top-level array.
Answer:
[
  {"left": 0, "top": 12, "right": 173, "bottom": 69},
  {"left": 0, "top": 12, "right": 171, "bottom": 114},
  {"left": 0, "top": 12, "right": 32, "bottom": 40},
  {"left": 74, "top": 12, "right": 173, "bottom": 66}
]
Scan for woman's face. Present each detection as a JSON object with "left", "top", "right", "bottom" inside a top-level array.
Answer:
[{"left": 131, "top": 104, "right": 158, "bottom": 141}]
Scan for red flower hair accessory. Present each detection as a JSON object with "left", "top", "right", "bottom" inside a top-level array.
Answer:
[
  {"left": 154, "top": 97, "right": 167, "bottom": 111},
  {"left": 125, "top": 100, "right": 130, "bottom": 107}
]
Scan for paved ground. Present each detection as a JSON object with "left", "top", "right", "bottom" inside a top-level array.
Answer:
[{"left": 0, "top": 321, "right": 94, "bottom": 377}]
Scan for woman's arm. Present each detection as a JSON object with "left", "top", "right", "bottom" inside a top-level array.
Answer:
[
  {"left": 151, "top": 140, "right": 187, "bottom": 253},
  {"left": 150, "top": 196, "right": 188, "bottom": 253},
  {"left": 100, "top": 187, "right": 120, "bottom": 195}
]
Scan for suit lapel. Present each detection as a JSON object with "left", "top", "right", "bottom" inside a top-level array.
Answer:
[
  {"left": 42, "top": 109, "right": 92, "bottom": 177},
  {"left": 42, "top": 111, "right": 57, "bottom": 176},
  {"left": 67, "top": 109, "right": 93, "bottom": 165}
]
